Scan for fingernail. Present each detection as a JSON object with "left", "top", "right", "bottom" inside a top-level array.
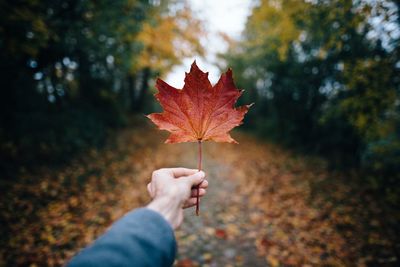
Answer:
[{"left": 197, "top": 171, "right": 205, "bottom": 178}]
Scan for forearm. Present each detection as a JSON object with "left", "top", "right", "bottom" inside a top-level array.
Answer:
[{"left": 68, "top": 208, "right": 176, "bottom": 267}]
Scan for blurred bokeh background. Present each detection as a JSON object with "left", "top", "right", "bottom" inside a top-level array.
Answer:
[{"left": 0, "top": 0, "right": 399, "bottom": 266}]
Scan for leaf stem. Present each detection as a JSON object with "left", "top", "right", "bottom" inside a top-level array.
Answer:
[{"left": 196, "top": 140, "right": 202, "bottom": 216}]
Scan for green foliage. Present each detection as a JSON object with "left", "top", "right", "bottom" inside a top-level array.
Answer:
[{"left": 222, "top": 0, "right": 400, "bottom": 204}]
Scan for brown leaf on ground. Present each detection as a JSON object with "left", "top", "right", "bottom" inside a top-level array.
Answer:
[{"left": 0, "top": 118, "right": 398, "bottom": 266}]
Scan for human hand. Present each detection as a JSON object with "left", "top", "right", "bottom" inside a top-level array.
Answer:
[{"left": 146, "top": 168, "right": 208, "bottom": 229}]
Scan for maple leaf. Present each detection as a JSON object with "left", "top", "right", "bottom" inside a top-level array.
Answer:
[{"left": 147, "top": 61, "right": 252, "bottom": 144}]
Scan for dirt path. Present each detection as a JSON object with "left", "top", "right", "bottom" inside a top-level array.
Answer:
[
  {"left": 1, "top": 121, "right": 398, "bottom": 266},
  {"left": 171, "top": 142, "right": 267, "bottom": 266}
]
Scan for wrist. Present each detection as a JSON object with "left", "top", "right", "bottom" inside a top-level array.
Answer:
[{"left": 147, "top": 194, "right": 182, "bottom": 229}]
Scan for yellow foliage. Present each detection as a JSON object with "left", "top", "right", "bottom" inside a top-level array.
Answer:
[
  {"left": 340, "top": 59, "right": 397, "bottom": 140},
  {"left": 134, "top": 4, "right": 205, "bottom": 74},
  {"left": 245, "top": 0, "right": 308, "bottom": 60},
  {"left": 3, "top": 4, "right": 50, "bottom": 57}
]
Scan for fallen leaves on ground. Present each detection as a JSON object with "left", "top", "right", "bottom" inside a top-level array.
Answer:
[
  {"left": 0, "top": 118, "right": 398, "bottom": 266},
  {"left": 207, "top": 134, "right": 399, "bottom": 266}
]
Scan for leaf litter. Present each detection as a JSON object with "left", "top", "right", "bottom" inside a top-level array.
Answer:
[{"left": 0, "top": 119, "right": 398, "bottom": 266}]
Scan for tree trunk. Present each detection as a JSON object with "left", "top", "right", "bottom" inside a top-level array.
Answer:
[
  {"left": 132, "top": 67, "right": 150, "bottom": 112},
  {"left": 127, "top": 74, "right": 136, "bottom": 112}
]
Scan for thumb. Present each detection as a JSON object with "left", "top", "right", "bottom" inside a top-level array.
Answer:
[{"left": 182, "top": 171, "right": 205, "bottom": 187}]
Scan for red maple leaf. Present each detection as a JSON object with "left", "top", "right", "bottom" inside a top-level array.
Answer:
[
  {"left": 147, "top": 61, "right": 252, "bottom": 215},
  {"left": 147, "top": 61, "right": 252, "bottom": 144}
]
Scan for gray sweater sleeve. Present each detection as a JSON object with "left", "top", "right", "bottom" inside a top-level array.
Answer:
[{"left": 67, "top": 208, "right": 176, "bottom": 267}]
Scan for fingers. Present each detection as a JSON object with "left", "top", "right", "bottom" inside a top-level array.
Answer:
[
  {"left": 147, "top": 183, "right": 154, "bottom": 198},
  {"left": 160, "top": 167, "right": 198, "bottom": 178},
  {"left": 183, "top": 197, "right": 199, "bottom": 209},
  {"left": 190, "top": 188, "right": 206, "bottom": 198},
  {"left": 181, "top": 171, "right": 205, "bottom": 187},
  {"left": 147, "top": 182, "right": 205, "bottom": 200},
  {"left": 198, "top": 179, "right": 208, "bottom": 189}
]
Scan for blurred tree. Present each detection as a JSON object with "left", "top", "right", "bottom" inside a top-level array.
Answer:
[
  {"left": 222, "top": 0, "right": 400, "bottom": 203},
  {"left": 129, "top": 2, "right": 204, "bottom": 111},
  {"left": 0, "top": 0, "right": 204, "bottom": 170}
]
